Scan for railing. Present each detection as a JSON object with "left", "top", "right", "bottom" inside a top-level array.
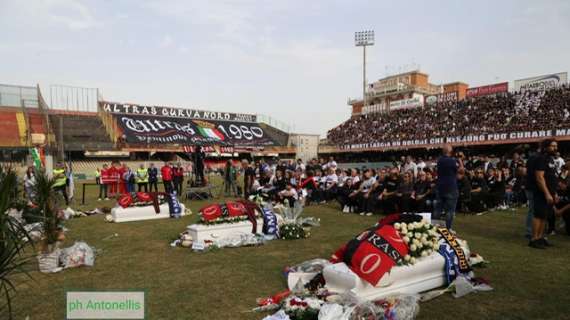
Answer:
[
  {"left": 257, "top": 114, "right": 292, "bottom": 133},
  {"left": 97, "top": 104, "right": 119, "bottom": 144},
  {"left": 48, "top": 84, "right": 99, "bottom": 112},
  {"left": 0, "top": 84, "right": 38, "bottom": 108}
]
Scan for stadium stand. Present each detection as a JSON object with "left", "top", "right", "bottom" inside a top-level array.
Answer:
[
  {"left": 49, "top": 112, "right": 115, "bottom": 151},
  {"left": 327, "top": 84, "right": 570, "bottom": 146}
]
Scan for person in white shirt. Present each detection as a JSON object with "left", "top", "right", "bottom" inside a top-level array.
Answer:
[
  {"left": 23, "top": 166, "right": 36, "bottom": 202},
  {"left": 403, "top": 156, "right": 418, "bottom": 179},
  {"left": 554, "top": 152, "right": 565, "bottom": 175},
  {"left": 417, "top": 158, "right": 426, "bottom": 172},
  {"left": 278, "top": 183, "right": 298, "bottom": 207},
  {"left": 351, "top": 169, "right": 376, "bottom": 216},
  {"left": 323, "top": 168, "right": 339, "bottom": 202},
  {"left": 295, "top": 159, "right": 306, "bottom": 172},
  {"left": 326, "top": 156, "right": 338, "bottom": 171}
]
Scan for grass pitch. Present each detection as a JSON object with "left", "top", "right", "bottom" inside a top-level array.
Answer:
[{"left": 8, "top": 181, "right": 570, "bottom": 319}]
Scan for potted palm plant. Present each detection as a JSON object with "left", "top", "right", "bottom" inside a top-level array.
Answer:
[
  {"left": 0, "top": 167, "right": 33, "bottom": 319},
  {"left": 33, "top": 169, "right": 65, "bottom": 273}
]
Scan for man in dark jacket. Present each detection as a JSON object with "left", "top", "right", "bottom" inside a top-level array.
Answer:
[{"left": 148, "top": 163, "right": 159, "bottom": 192}]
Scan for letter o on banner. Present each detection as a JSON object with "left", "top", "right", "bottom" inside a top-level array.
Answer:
[{"left": 360, "top": 253, "right": 382, "bottom": 275}]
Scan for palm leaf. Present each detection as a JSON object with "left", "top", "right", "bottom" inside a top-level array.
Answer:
[{"left": 0, "top": 166, "right": 35, "bottom": 320}]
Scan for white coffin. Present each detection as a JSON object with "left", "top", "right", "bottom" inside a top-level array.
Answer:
[
  {"left": 112, "top": 203, "right": 186, "bottom": 223},
  {"left": 323, "top": 243, "right": 470, "bottom": 300},
  {"left": 186, "top": 219, "right": 264, "bottom": 242}
]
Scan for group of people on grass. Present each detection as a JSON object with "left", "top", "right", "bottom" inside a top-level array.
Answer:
[
  {"left": 237, "top": 144, "right": 570, "bottom": 245},
  {"left": 95, "top": 162, "right": 186, "bottom": 200}
]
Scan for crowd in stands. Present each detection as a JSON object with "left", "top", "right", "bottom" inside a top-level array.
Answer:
[
  {"left": 327, "top": 85, "right": 570, "bottom": 145},
  {"left": 241, "top": 149, "right": 570, "bottom": 239}
]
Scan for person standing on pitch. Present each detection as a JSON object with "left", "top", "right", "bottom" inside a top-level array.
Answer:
[
  {"left": 529, "top": 139, "right": 558, "bottom": 249},
  {"left": 136, "top": 163, "right": 148, "bottom": 192},
  {"left": 148, "top": 163, "right": 158, "bottom": 192},
  {"left": 53, "top": 162, "right": 69, "bottom": 206},
  {"left": 433, "top": 144, "right": 462, "bottom": 229},
  {"left": 161, "top": 162, "right": 173, "bottom": 193},
  {"left": 241, "top": 159, "right": 255, "bottom": 199},
  {"left": 172, "top": 163, "right": 184, "bottom": 195},
  {"left": 99, "top": 164, "right": 110, "bottom": 200}
]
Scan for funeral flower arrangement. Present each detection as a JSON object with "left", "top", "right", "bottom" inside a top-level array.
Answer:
[
  {"left": 283, "top": 296, "right": 323, "bottom": 320},
  {"left": 117, "top": 192, "right": 166, "bottom": 208},
  {"left": 394, "top": 221, "right": 440, "bottom": 265},
  {"left": 198, "top": 200, "right": 257, "bottom": 225},
  {"left": 199, "top": 214, "right": 249, "bottom": 225},
  {"left": 280, "top": 223, "right": 308, "bottom": 240},
  {"left": 275, "top": 200, "right": 317, "bottom": 240}
]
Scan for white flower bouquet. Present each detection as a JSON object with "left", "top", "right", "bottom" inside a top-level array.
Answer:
[{"left": 394, "top": 221, "right": 441, "bottom": 265}]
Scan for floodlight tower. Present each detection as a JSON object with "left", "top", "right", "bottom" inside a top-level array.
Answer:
[{"left": 355, "top": 30, "right": 375, "bottom": 109}]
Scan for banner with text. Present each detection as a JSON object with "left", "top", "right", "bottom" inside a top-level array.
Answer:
[
  {"left": 389, "top": 95, "right": 424, "bottom": 111},
  {"left": 115, "top": 114, "right": 276, "bottom": 146},
  {"left": 101, "top": 101, "right": 257, "bottom": 123},
  {"left": 339, "top": 129, "right": 570, "bottom": 150},
  {"left": 466, "top": 82, "right": 509, "bottom": 98},
  {"left": 514, "top": 72, "right": 568, "bottom": 92},
  {"left": 425, "top": 92, "right": 458, "bottom": 105}
]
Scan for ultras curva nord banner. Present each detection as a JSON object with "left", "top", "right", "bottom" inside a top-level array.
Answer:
[{"left": 115, "top": 114, "right": 277, "bottom": 146}]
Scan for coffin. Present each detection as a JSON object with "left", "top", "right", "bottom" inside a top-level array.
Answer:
[
  {"left": 322, "top": 241, "right": 470, "bottom": 300},
  {"left": 186, "top": 219, "right": 264, "bottom": 242},
  {"left": 111, "top": 203, "right": 186, "bottom": 223}
]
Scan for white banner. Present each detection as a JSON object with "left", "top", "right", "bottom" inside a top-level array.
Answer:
[
  {"left": 389, "top": 95, "right": 423, "bottom": 111},
  {"left": 514, "top": 72, "right": 568, "bottom": 92},
  {"left": 340, "top": 128, "right": 570, "bottom": 150}
]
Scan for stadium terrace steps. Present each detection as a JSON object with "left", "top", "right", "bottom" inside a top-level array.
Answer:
[{"left": 49, "top": 114, "right": 114, "bottom": 151}]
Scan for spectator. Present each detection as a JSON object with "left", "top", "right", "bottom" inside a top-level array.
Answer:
[
  {"left": 99, "top": 164, "right": 110, "bottom": 200},
  {"left": 136, "top": 163, "right": 148, "bottom": 192},
  {"left": 23, "top": 166, "right": 36, "bottom": 202},
  {"left": 53, "top": 162, "right": 69, "bottom": 206},
  {"left": 148, "top": 163, "right": 159, "bottom": 192},
  {"left": 123, "top": 166, "right": 135, "bottom": 193},
  {"left": 161, "top": 162, "right": 173, "bottom": 193},
  {"left": 242, "top": 159, "right": 255, "bottom": 199},
  {"left": 173, "top": 163, "right": 184, "bottom": 195},
  {"left": 95, "top": 167, "right": 101, "bottom": 185}
]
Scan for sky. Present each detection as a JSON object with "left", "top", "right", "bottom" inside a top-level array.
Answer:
[{"left": 1, "top": 0, "right": 569, "bottom": 136}]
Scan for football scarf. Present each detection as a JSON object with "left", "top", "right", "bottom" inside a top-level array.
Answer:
[
  {"left": 438, "top": 243, "right": 462, "bottom": 284},
  {"left": 437, "top": 227, "right": 470, "bottom": 273},
  {"left": 261, "top": 207, "right": 279, "bottom": 237},
  {"left": 342, "top": 225, "right": 409, "bottom": 286},
  {"left": 167, "top": 191, "right": 182, "bottom": 218}
]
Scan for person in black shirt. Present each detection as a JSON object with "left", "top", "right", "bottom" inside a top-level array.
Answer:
[
  {"left": 529, "top": 139, "right": 558, "bottom": 249},
  {"left": 554, "top": 178, "right": 570, "bottom": 235},
  {"left": 379, "top": 168, "right": 400, "bottom": 214},
  {"left": 241, "top": 159, "right": 256, "bottom": 199},
  {"left": 470, "top": 169, "right": 488, "bottom": 213},
  {"left": 487, "top": 168, "right": 505, "bottom": 209},
  {"left": 413, "top": 171, "right": 431, "bottom": 212},
  {"left": 397, "top": 172, "right": 414, "bottom": 212},
  {"left": 147, "top": 163, "right": 159, "bottom": 192},
  {"left": 457, "top": 168, "right": 472, "bottom": 213},
  {"left": 525, "top": 151, "right": 539, "bottom": 239}
]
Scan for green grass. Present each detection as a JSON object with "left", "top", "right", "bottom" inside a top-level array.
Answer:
[{"left": 7, "top": 181, "right": 570, "bottom": 319}]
